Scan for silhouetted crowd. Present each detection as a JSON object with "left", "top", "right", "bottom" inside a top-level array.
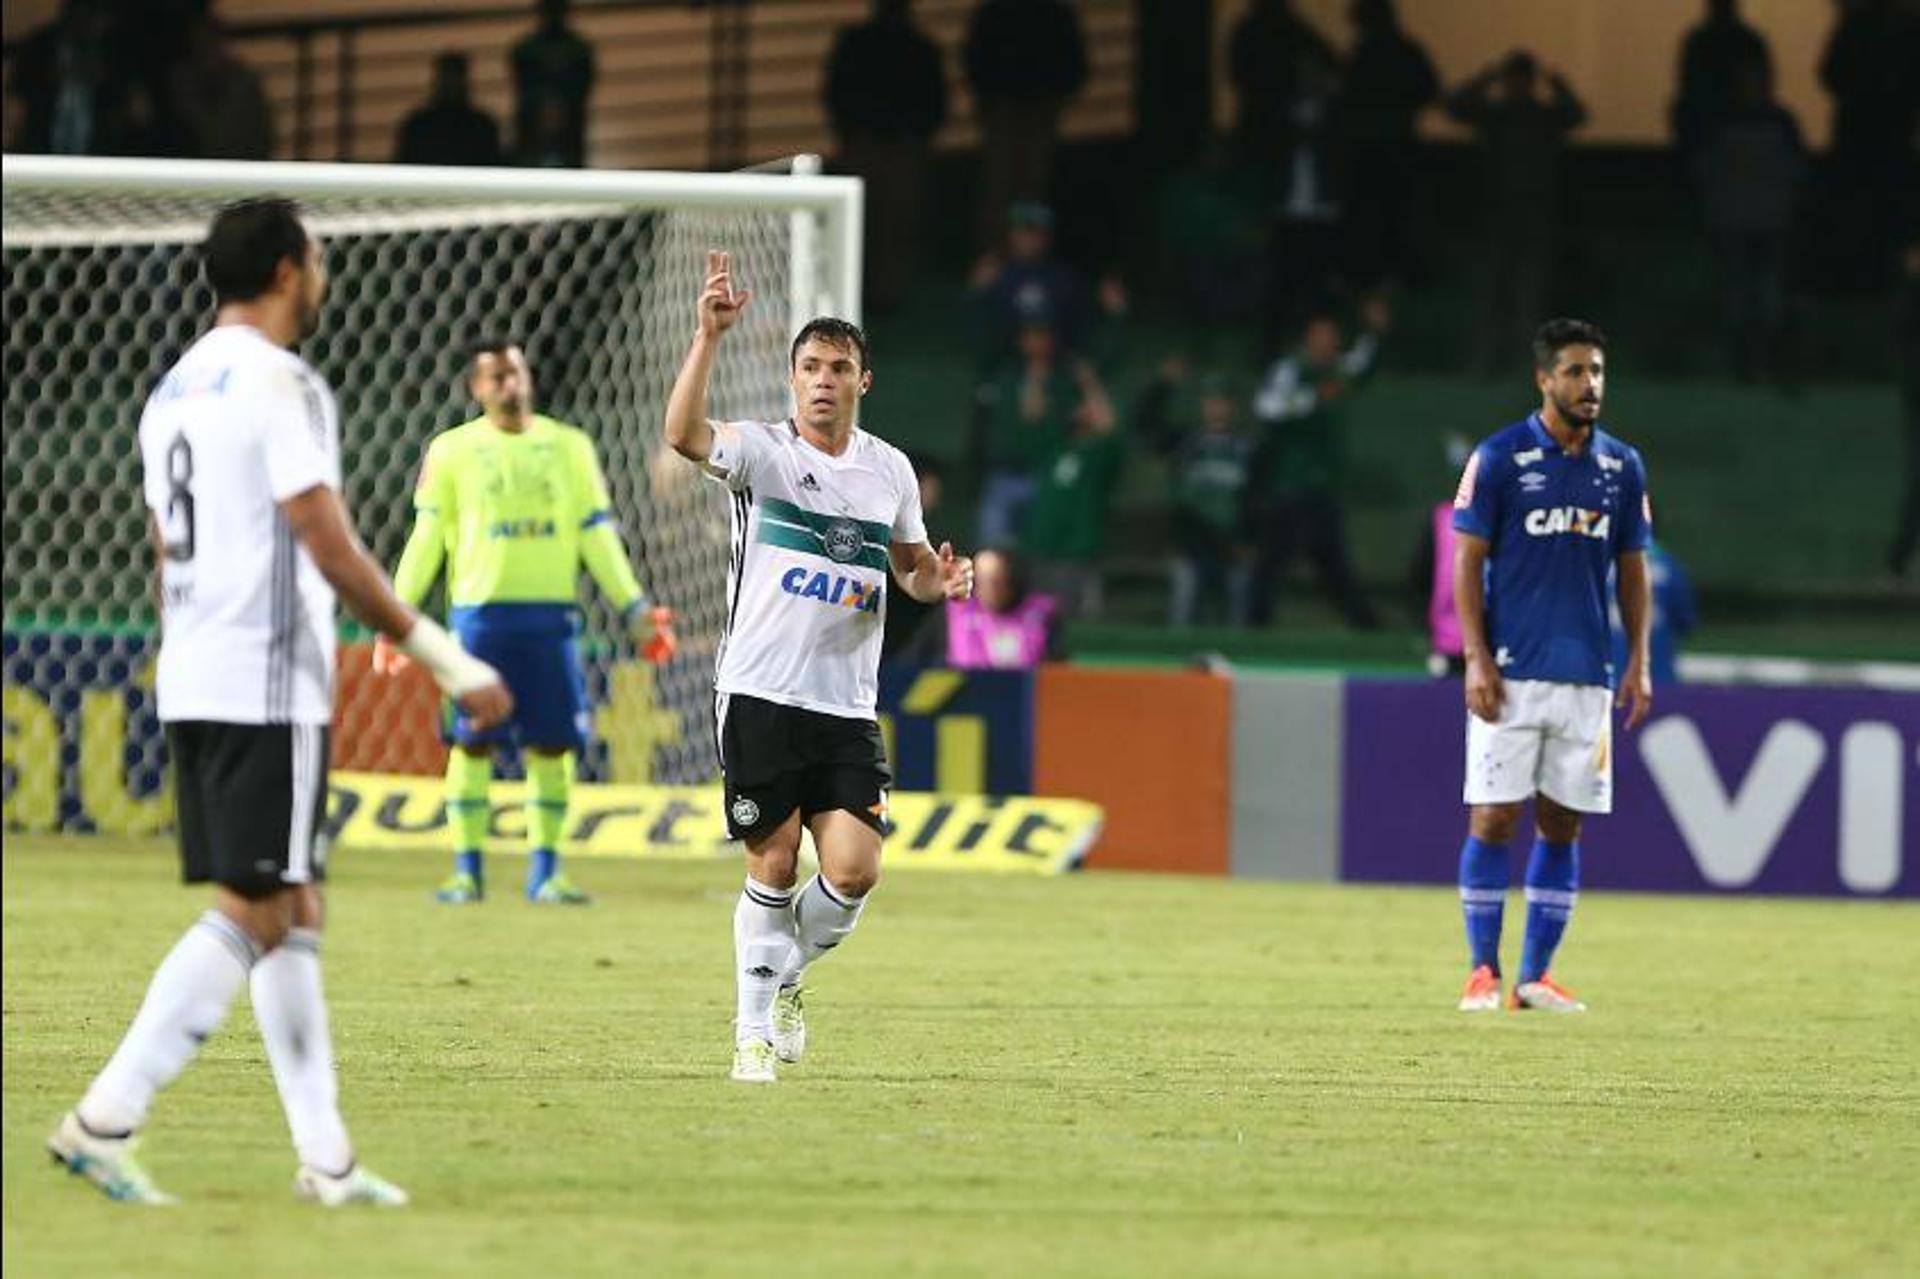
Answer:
[{"left": 9, "top": 0, "right": 1917, "bottom": 610}]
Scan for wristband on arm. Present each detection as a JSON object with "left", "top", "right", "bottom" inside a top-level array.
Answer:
[{"left": 396, "top": 615, "right": 497, "bottom": 696}]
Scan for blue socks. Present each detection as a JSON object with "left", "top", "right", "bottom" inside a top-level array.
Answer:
[
  {"left": 526, "top": 848, "right": 558, "bottom": 896},
  {"left": 1458, "top": 836, "right": 1510, "bottom": 973},
  {"left": 455, "top": 849, "right": 483, "bottom": 881},
  {"left": 1520, "top": 840, "right": 1579, "bottom": 983}
]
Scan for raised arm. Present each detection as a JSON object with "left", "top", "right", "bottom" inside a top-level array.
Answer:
[{"left": 663, "top": 248, "right": 752, "bottom": 464}]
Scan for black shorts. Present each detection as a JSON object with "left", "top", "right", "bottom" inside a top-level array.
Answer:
[
  {"left": 716, "top": 693, "right": 891, "bottom": 842},
  {"left": 168, "top": 721, "right": 330, "bottom": 899}
]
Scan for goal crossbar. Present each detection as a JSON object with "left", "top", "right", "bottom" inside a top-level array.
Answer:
[{"left": 1, "top": 154, "right": 865, "bottom": 326}]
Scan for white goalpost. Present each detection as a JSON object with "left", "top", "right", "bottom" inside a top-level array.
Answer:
[{"left": 1, "top": 154, "right": 863, "bottom": 830}]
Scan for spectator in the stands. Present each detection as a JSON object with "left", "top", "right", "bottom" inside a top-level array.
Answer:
[
  {"left": 1154, "top": 135, "right": 1263, "bottom": 358},
  {"left": 963, "top": 0, "right": 1089, "bottom": 250},
  {"left": 1249, "top": 297, "right": 1390, "bottom": 629},
  {"left": 1817, "top": 0, "right": 1920, "bottom": 289},
  {"left": 1444, "top": 51, "right": 1587, "bottom": 374},
  {"left": 973, "top": 318, "right": 1090, "bottom": 546},
  {"left": 1260, "top": 37, "right": 1347, "bottom": 346},
  {"left": 1408, "top": 434, "right": 1473, "bottom": 676},
  {"left": 1691, "top": 55, "right": 1806, "bottom": 382},
  {"left": 969, "top": 201, "right": 1105, "bottom": 368},
  {"left": 512, "top": 0, "right": 593, "bottom": 168},
  {"left": 7, "top": 0, "right": 126, "bottom": 155},
  {"left": 883, "top": 453, "right": 949, "bottom": 662},
  {"left": 915, "top": 547, "right": 1065, "bottom": 671},
  {"left": 1612, "top": 540, "right": 1698, "bottom": 686},
  {"left": 1134, "top": 360, "right": 1258, "bottom": 628},
  {"left": 825, "top": 0, "right": 948, "bottom": 315},
  {"left": 1671, "top": 0, "right": 1772, "bottom": 161},
  {"left": 1888, "top": 241, "right": 1920, "bottom": 578},
  {"left": 168, "top": 15, "right": 271, "bottom": 160},
  {"left": 1021, "top": 367, "right": 1121, "bottom": 621},
  {"left": 1227, "top": 0, "right": 1337, "bottom": 171},
  {"left": 396, "top": 52, "right": 504, "bottom": 167},
  {"left": 1337, "top": 0, "right": 1439, "bottom": 291}
]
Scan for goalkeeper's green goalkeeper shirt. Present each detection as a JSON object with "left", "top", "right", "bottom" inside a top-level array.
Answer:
[{"left": 392, "top": 414, "right": 643, "bottom": 611}]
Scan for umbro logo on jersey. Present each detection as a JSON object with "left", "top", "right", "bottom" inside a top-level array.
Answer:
[
  {"left": 1519, "top": 471, "right": 1548, "bottom": 492},
  {"left": 1524, "top": 506, "right": 1612, "bottom": 540},
  {"left": 799, "top": 473, "right": 821, "bottom": 491}
]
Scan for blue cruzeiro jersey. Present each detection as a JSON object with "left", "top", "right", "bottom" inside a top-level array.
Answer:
[{"left": 1452, "top": 414, "right": 1652, "bottom": 688}]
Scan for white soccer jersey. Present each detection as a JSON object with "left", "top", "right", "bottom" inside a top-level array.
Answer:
[
  {"left": 139, "top": 325, "right": 342, "bottom": 725},
  {"left": 705, "top": 419, "right": 926, "bottom": 718}
]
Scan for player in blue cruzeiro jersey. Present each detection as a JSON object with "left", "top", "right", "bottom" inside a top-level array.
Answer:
[{"left": 1449, "top": 318, "right": 1654, "bottom": 1014}]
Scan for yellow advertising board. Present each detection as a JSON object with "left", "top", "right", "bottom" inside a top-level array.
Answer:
[{"left": 329, "top": 772, "right": 1101, "bottom": 875}]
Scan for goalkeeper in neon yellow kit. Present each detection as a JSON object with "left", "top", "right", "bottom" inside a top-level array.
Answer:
[{"left": 377, "top": 339, "right": 676, "bottom": 905}]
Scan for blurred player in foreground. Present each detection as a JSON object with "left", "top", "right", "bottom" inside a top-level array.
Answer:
[
  {"left": 377, "top": 340, "right": 676, "bottom": 905},
  {"left": 49, "top": 198, "right": 511, "bottom": 1206},
  {"left": 664, "top": 251, "right": 974, "bottom": 1083},
  {"left": 1451, "top": 318, "right": 1653, "bottom": 1014}
]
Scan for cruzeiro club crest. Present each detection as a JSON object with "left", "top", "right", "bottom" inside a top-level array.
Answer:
[
  {"left": 731, "top": 797, "right": 761, "bottom": 828},
  {"left": 822, "top": 518, "right": 864, "bottom": 564}
]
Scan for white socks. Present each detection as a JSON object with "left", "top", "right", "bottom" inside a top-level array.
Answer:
[
  {"left": 78, "top": 910, "right": 258, "bottom": 1136},
  {"left": 735, "top": 874, "right": 872, "bottom": 1043},
  {"left": 734, "top": 878, "right": 798, "bottom": 1045},
  {"left": 251, "top": 927, "right": 353, "bottom": 1175},
  {"left": 792, "top": 874, "right": 866, "bottom": 974}
]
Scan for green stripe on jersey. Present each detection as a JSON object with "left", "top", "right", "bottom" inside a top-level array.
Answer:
[
  {"left": 756, "top": 519, "right": 890, "bottom": 571},
  {"left": 760, "top": 496, "right": 891, "bottom": 545}
]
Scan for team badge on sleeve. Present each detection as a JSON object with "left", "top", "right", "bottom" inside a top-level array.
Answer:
[{"left": 1453, "top": 450, "right": 1481, "bottom": 509}]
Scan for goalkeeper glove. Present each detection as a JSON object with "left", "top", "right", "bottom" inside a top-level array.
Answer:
[{"left": 625, "top": 601, "right": 678, "bottom": 665}]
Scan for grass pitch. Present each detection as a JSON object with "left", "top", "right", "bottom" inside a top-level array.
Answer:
[{"left": 4, "top": 836, "right": 1916, "bottom": 1278}]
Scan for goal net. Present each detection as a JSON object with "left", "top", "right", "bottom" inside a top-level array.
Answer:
[{"left": 2, "top": 155, "right": 861, "bottom": 833}]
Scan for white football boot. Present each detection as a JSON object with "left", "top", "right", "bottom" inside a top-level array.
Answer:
[
  {"left": 730, "top": 1039, "right": 778, "bottom": 1084},
  {"left": 46, "top": 1111, "right": 176, "bottom": 1205},
  {"left": 771, "top": 986, "right": 807, "bottom": 1064},
  {"left": 294, "top": 1162, "right": 411, "bottom": 1206}
]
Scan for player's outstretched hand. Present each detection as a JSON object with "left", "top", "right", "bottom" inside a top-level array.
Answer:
[
  {"left": 371, "top": 634, "right": 411, "bottom": 677},
  {"left": 632, "top": 604, "right": 679, "bottom": 665},
  {"left": 457, "top": 674, "right": 513, "bottom": 732},
  {"left": 937, "top": 542, "right": 974, "bottom": 601},
  {"left": 1616, "top": 661, "right": 1653, "bottom": 730},
  {"left": 1464, "top": 653, "right": 1504, "bottom": 724},
  {"left": 697, "top": 249, "right": 752, "bottom": 337}
]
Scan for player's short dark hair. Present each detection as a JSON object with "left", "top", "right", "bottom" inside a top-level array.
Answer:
[
  {"left": 468, "top": 336, "right": 524, "bottom": 368},
  {"left": 1533, "top": 318, "right": 1608, "bottom": 371},
  {"left": 202, "top": 198, "right": 310, "bottom": 305},
  {"left": 790, "top": 317, "right": 870, "bottom": 370}
]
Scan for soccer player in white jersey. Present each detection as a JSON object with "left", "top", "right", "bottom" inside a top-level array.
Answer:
[
  {"left": 1451, "top": 318, "right": 1653, "bottom": 1015},
  {"left": 46, "top": 199, "right": 512, "bottom": 1205},
  {"left": 664, "top": 250, "right": 975, "bottom": 1083}
]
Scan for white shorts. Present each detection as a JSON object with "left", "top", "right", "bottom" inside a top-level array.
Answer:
[{"left": 1463, "top": 678, "right": 1614, "bottom": 813}]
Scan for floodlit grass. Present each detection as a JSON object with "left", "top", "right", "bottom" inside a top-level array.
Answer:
[{"left": 4, "top": 835, "right": 1916, "bottom": 1277}]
